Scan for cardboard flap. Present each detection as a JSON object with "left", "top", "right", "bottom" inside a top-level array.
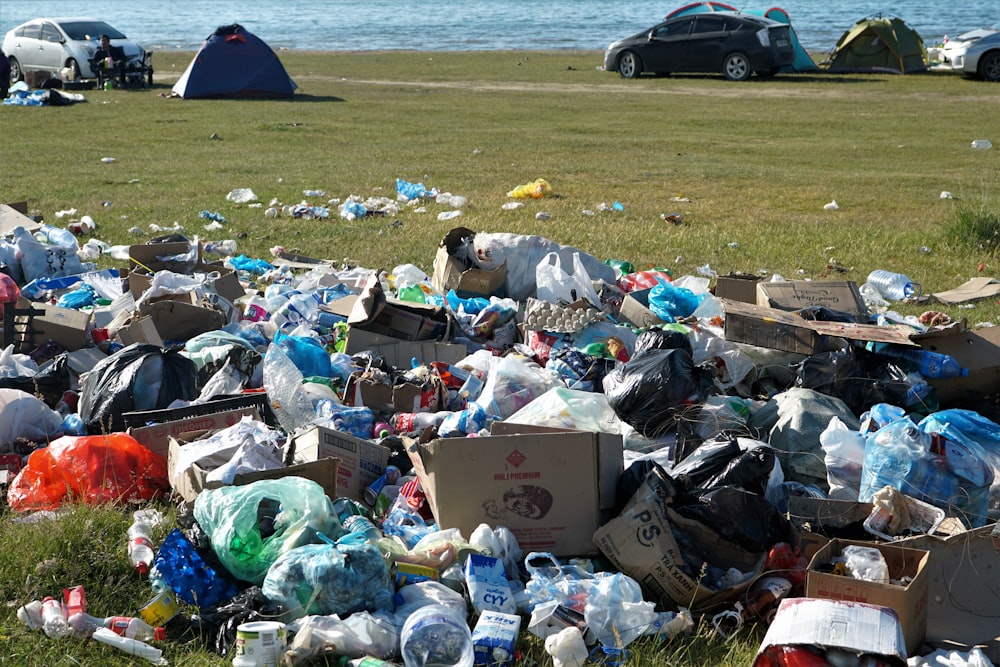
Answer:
[
  {"left": 0, "top": 203, "right": 41, "bottom": 236},
  {"left": 932, "top": 277, "right": 1000, "bottom": 305}
]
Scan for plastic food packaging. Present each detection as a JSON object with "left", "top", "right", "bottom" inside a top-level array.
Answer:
[
  {"left": 842, "top": 545, "right": 889, "bottom": 583},
  {"left": 400, "top": 604, "right": 473, "bottom": 667}
]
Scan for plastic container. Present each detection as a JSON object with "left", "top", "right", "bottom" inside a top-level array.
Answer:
[
  {"left": 232, "top": 621, "right": 287, "bottom": 667},
  {"left": 866, "top": 269, "right": 918, "bottom": 301},
  {"left": 972, "top": 139, "right": 993, "bottom": 150},
  {"left": 41, "top": 596, "right": 72, "bottom": 639},
  {"left": 91, "top": 627, "right": 166, "bottom": 664},
  {"left": 400, "top": 604, "right": 474, "bottom": 667},
  {"left": 128, "top": 512, "right": 155, "bottom": 575},
  {"left": 69, "top": 613, "right": 166, "bottom": 640}
]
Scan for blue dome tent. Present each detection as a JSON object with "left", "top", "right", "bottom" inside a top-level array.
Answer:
[{"left": 172, "top": 24, "right": 297, "bottom": 99}]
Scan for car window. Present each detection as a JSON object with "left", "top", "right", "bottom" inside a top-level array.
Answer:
[
  {"left": 17, "top": 24, "right": 42, "bottom": 40},
  {"left": 692, "top": 17, "right": 728, "bottom": 34},
  {"left": 654, "top": 18, "right": 694, "bottom": 39},
  {"left": 40, "top": 23, "right": 62, "bottom": 43},
  {"left": 59, "top": 21, "right": 125, "bottom": 41}
]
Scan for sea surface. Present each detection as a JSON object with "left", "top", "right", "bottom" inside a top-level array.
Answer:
[{"left": 1, "top": 0, "right": 997, "bottom": 54}]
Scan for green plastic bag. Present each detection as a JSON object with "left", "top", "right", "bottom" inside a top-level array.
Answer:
[{"left": 193, "top": 476, "right": 343, "bottom": 584}]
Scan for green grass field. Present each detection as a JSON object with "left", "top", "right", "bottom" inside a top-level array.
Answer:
[{"left": 1, "top": 50, "right": 999, "bottom": 666}]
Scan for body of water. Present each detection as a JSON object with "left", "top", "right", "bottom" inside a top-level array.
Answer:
[{"left": 1, "top": 1, "right": 996, "bottom": 54}]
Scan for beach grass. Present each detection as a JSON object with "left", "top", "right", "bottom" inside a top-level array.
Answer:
[{"left": 1, "top": 50, "right": 999, "bottom": 666}]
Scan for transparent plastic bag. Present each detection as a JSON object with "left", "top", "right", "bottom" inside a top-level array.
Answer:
[
  {"left": 285, "top": 611, "right": 399, "bottom": 664},
  {"left": 474, "top": 354, "right": 563, "bottom": 420},
  {"left": 262, "top": 533, "right": 394, "bottom": 620},
  {"left": 583, "top": 573, "right": 655, "bottom": 650},
  {"left": 505, "top": 386, "right": 621, "bottom": 434},
  {"left": 193, "top": 476, "right": 344, "bottom": 584},
  {"left": 262, "top": 344, "right": 317, "bottom": 435},
  {"left": 842, "top": 544, "right": 889, "bottom": 583}
]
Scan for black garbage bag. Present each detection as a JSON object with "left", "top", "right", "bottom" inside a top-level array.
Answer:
[
  {"left": 674, "top": 486, "right": 790, "bottom": 555},
  {"left": 704, "top": 444, "right": 776, "bottom": 496},
  {"left": 0, "top": 352, "right": 71, "bottom": 407},
  {"left": 188, "top": 586, "right": 287, "bottom": 656},
  {"left": 634, "top": 328, "right": 693, "bottom": 355},
  {"left": 671, "top": 435, "right": 742, "bottom": 488},
  {"left": 78, "top": 343, "right": 198, "bottom": 434},
  {"left": 615, "top": 459, "right": 670, "bottom": 514},
  {"left": 795, "top": 346, "right": 911, "bottom": 416},
  {"left": 603, "top": 346, "right": 712, "bottom": 438}
]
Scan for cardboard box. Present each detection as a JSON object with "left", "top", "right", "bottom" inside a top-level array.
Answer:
[
  {"left": 593, "top": 465, "right": 763, "bottom": 612},
  {"left": 715, "top": 274, "right": 761, "bottom": 304},
  {"left": 722, "top": 299, "right": 917, "bottom": 355},
  {"left": 139, "top": 298, "right": 227, "bottom": 341},
  {"left": 128, "top": 406, "right": 262, "bottom": 460},
  {"left": 406, "top": 424, "right": 623, "bottom": 557},
  {"left": 432, "top": 244, "right": 507, "bottom": 299},
  {"left": 431, "top": 227, "right": 508, "bottom": 299},
  {"left": 344, "top": 373, "right": 445, "bottom": 414},
  {"left": 127, "top": 262, "right": 244, "bottom": 305},
  {"left": 168, "top": 430, "right": 339, "bottom": 503},
  {"left": 287, "top": 424, "right": 392, "bottom": 502},
  {"left": 898, "top": 524, "right": 1000, "bottom": 660},
  {"left": 344, "top": 327, "right": 468, "bottom": 366},
  {"left": 755, "top": 598, "right": 907, "bottom": 666},
  {"left": 0, "top": 203, "right": 41, "bottom": 236},
  {"left": 757, "top": 280, "right": 869, "bottom": 321},
  {"left": 13, "top": 297, "right": 91, "bottom": 351},
  {"left": 617, "top": 288, "right": 666, "bottom": 328},
  {"left": 911, "top": 324, "right": 1000, "bottom": 406},
  {"left": 348, "top": 274, "right": 451, "bottom": 342},
  {"left": 806, "top": 538, "right": 929, "bottom": 655}
]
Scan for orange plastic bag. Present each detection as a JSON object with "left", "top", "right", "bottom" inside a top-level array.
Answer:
[{"left": 7, "top": 433, "right": 169, "bottom": 512}]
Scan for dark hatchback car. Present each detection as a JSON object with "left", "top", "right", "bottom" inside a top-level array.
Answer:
[{"left": 604, "top": 12, "right": 796, "bottom": 81}]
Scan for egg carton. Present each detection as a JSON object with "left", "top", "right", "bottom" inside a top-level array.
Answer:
[{"left": 523, "top": 297, "right": 605, "bottom": 333}]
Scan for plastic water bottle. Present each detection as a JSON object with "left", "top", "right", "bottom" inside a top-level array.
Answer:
[
  {"left": 897, "top": 348, "right": 968, "bottom": 379},
  {"left": 69, "top": 613, "right": 166, "bottom": 640},
  {"left": 204, "top": 239, "right": 237, "bottom": 256},
  {"left": 128, "top": 513, "right": 155, "bottom": 575},
  {"left": 972, "top": 139, "right": 992, "bottom": 150},
  {"left": 91, "top": 627, "right": 167, "bottom": 664},
  {"left": 400, "top": 604, "right": 474, "bottom": 667},
  {"left": 392, "top": 411, "right": 454, "bottom": 433},
  {"left": 34, "top": 224, "right": 78, "bottom": 249},
  {"left": 866, "top": 269, "right": 916, "bottom": 301},
  {"left": 41, "top": 597, "right": 73, "bottom": 639}
]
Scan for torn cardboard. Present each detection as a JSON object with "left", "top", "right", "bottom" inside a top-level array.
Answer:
[
  {"left": 932, "top": 277, "right": 1000, "bottom": 305},
  {"left": 349, "top": 274, "right": 452, "bottom": 342},
  {"left": 128, "top": 406, "right": 262, "bottom": 460},
  {"left": 0, "top": 203, "right": 41, "bottom": 236},
  {"left": 287, "top": 424, "right": 392, "bottom": 502},
  {"left": 431, "top": 227, "right": 507, "bottom": 298}
]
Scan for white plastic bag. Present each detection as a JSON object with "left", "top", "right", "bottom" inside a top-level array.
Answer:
[
  {"left": 820, "top": 416, "right": 867, "bottom": 500},
  {"left": 535, "top": 252, "right": 601, "bottom": 307},
  {"left": 474, "top": 354, "right": 563, "bottom": 420}
]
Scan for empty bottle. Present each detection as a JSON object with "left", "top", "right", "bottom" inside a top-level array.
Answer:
[
  {"left": 204, "top": 239, "right": 237, "bottom": 256},
  {"left": 128, "top": 513, "right": 155, "bottom": 575},
  {"left": 400, "top": 604, "right": 473, "bottom": 667},
  {"left": 972, "top": 139, "right": 992, "bottom": 150},
  {"left": 34, "top": 224, "right": 78, "bottom": 249},
  {"left": 897, "top": 348, "right": 968, "bottom": 379},
  {"left": 392, "top": 411, "right": 454, "bottom": 434},
  {"left": 69, "top": 613, "right": 166, "bottom": 640},
  {"left": 41, "top": 596, "right": 73, "bottom": 639},
  {"left": 866, "top": 269, "right": 917, "bottom": 301},
  {"left": 91, "top": 627, "right": 167, "bottom": 664}
]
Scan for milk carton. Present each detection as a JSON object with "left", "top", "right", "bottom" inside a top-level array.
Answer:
[{"left": 472, "top": 611, "right": 521, "bottom": 666}]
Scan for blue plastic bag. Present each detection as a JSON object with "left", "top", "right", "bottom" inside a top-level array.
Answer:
[
  {"left": 647, "top": 278, "right": 705, "bottom": 322},
  {"left": 277, "top": 334, "right": 333, "bottom": 378}
]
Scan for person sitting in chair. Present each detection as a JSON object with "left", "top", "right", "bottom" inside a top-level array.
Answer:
[{"left": 91, "top": 35, "right": 126, "bottom": 88}]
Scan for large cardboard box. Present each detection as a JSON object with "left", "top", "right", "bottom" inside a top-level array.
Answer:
[
  {"left": 287, "top": 424, "right": 392, "bottom": 502},
  {"left": 593, "top": 465, "right": 763, "bottom": 612},
  {"left": 344, "top": 373, "right": 446, "bottom": 415},
  {"left": 168, "top": 430, "right": 339, "bottom": 503},
  {"left": 344, "top": 328, "right": 467, "bottom": 366},
  {"left": 911, "top": 324, "right": 1000, "bottom": 406},
  {"left": 756, "top": 280, "right": 869, "bottom": 321},
  {"left": 348, "top": 274, "right": 451, "bottom": 342},
  {"left": 806, "top": 538, "right": 929, "bottom": 656},
  {"left": 755, "top": 598, "right": 907, "bottom": 666},
  {"left": 406, "top": 424, "right": 623, "bottom": 557},
  {"left": 431, "top": 227, "right": 508, "bottom": 299},
  {"left": 715, "top": 274, "right": 761, "bottom": 304},
  {"left": 13, "top": 297, "right": 91, "bottom": 351},
  {"left": 128, "top": 406, "right": 262, "bottom": 460},
  {"left": 138, "top": 297, "right": 227, "bottom": 341},
  {"left": 722, "top": 299, "right": 917, "bottom": 355}
]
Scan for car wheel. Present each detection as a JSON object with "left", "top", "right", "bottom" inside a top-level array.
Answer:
[
  {"left": 66, "top": 58, "right": 81, "bottom": 80},
  {"left": 618, "top": 51, "right": 642, "bottom": 79},
  {"left": 723, "top": 52, "right": 751, "bottom": 81},
  {"left": 978, "top": 51, "right": 1000, "bottom": 82},
  {"left": 9, "top": 57, "right": 24, "bottom": 83}
]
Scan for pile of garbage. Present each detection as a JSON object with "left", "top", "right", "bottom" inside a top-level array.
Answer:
[{"left": 4, "top": 185, "right": 1000, "bottom": 667}]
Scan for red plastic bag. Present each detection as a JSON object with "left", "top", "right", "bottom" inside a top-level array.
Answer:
[{"left": 7, "top": 433, "right": 169, "bottom": 512}]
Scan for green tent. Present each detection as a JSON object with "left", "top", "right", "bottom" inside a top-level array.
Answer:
[{"left": 824, "top": 15, "right": 928, "bottom": 74}]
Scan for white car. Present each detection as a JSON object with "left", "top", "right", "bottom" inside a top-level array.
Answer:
[
  {"left": 963, "top": 30, "right": 1000, "bottom": 81},
  {"left": 935, "top": 25, "right": 999, "bottom": 73},
  {"left": 3, "top": 17, "right": 147, "bottom": 81}
]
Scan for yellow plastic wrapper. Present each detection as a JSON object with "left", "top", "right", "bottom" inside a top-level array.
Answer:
[{"left": 507, "top": 178, "right": 552, "bottom": 199}]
